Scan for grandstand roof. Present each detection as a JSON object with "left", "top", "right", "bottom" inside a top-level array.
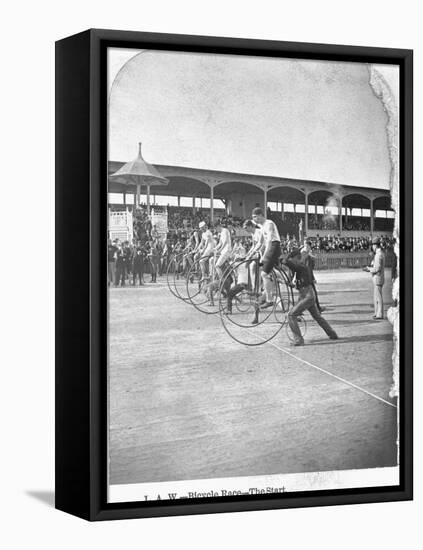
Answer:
[{"left": 108, "top": 161, "right": 392, "bottom": 209}]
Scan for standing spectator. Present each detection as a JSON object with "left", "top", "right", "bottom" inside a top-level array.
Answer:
[
  {"left": 148, "top": 240, "right": 160, "bottom": 282},
  {"left": 145, "top": 216, "right": 152, "bottom": 238},
  {"left": 115, "top": 244, "right": 126, "bottom": 287},
  {"left": 391, "top": 246, "right": 398, "bottom": 308},
  {"left": 363, "top": 237, "right": 386, "bottom": 319},
  {"left": 107, "top": 238, "right": 118, "bottom": 286},
  {"left": 123, "top": 241, "right": 133, "bottom": 283},
  {"left": 160, "top": 237, "right": 171, "bottom": 275},
  {"left": 132, "top": 248, "right": 145, "bottom": 286}
]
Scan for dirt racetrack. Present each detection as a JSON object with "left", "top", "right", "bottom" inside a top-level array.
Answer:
[{"left": 108, "top": 269, "right": 397, "bottom": 485}]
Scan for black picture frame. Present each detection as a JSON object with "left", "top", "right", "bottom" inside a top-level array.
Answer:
[{"left": 55, "top": 28, "right": 413, "bottom": 521}]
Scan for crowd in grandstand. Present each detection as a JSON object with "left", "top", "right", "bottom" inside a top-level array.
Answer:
[
  {"left": 131, "top": 205, "right": 244, "bottom": 242},
  {"left": 108, "top": 203, "right": 395, "bottom": 287},
  {"left": 127, "top": 204, "right": 393, "bottom": 240},
  {"left": 280, "top": 234, "right": 394, "bottom": 254}
]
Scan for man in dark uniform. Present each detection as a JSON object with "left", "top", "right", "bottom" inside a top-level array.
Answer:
[
  {"left": 301, "top": 240, "right": 325, "bottom": 313},
  {"left": 132, "top": 247, "right": 145, "bottom": 286},
  {"left": 283, "top": 248, "right": 338, "bottom": 346},
  {"left": 107, "top": 238, "right": 118, "bottom": 286},
  {"left": 145, "top": 216, "right": 152, "bottom": 238},
  {"left": 114, "top": 243, "right": 126, "bottom": 287},
  {"left": 123, "top": 241, "right": 133, "bottom": 281},
  {"left": 148, "top": 240, "right": 160, "bottom": 282}
]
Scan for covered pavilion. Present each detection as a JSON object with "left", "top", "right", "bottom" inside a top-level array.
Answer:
[{"left": 108, "top": 161, "right": 394, "bottom": 237}]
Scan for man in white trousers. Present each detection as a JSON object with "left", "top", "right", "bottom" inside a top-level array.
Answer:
[{"left": 364, "top": 236, "right": 386, "bottom": 320}]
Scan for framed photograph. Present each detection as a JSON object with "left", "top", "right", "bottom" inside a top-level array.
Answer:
[{"left": 55, "top": 29, "right": 413, "bottom": 521}]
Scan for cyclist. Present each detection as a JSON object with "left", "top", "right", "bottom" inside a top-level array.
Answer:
[
  {"left": 214, "top": 220, "right": 232, "bottom": 279},
  {"left": 194, "top": 221, "right": 215, "bottom": 281},
  {"left": 249, "top": 207, "right": 281, "bottom": 309}
]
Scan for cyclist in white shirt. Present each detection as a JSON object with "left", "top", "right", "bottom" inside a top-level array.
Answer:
[
  {"left": 245, "top": 221, "right": 264, "bottom": 258},
  {"left": 214, "top": 221, "right": 232, "bottom": 278},
  {"left": 182, "top": 228, "right": 200, "bottom": 273},
  {"left": 195, "top": 221, "right": 215, "bottom": 280},
  {"left": 189, "top": 227, "right": 201, "bottom": 249},
  {"left": 204, "top": 221, "right": 233, "bottom": 307},
  {"left": 250, "top": 207, "right": 282, "bottom": 308},
  {"left": 225, "top": 230, "right": 252, "bottom": 314}
]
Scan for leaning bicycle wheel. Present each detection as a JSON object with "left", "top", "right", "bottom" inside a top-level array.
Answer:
[
  {"left": 166, "top": 253, "right": 179, "bottom": 298},
  {"left": 218, "top": 258, "right": 285, "bottom": 346},
  {"left": 166, "top": 253, "right": 187, "bottom": 301},
  {"left": 173, "top": 252, "right": 193, "bottom": 301}
]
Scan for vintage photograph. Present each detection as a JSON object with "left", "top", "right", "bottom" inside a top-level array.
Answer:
[{"left": 106, "top": 47, "right": 400, "bottom": 503}]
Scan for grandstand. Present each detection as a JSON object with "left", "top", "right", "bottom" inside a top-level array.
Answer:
[{"left": 108, "top": 161, "right": 394, "bottom": 243}]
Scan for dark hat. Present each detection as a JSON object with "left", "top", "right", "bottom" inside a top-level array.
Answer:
[
  {"left": 287, "top": 248, "right": 301, "bottom": 259},
  {"left": 372, "top": 237, "right": 381, "bottom": 245}
]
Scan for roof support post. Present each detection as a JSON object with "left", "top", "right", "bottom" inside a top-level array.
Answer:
[
  {"left": 146, "top": 186, "right": 150, "bottom": 215},
  {"left": 197, "top": 177, "right": 226, "bottom": 225},
  {"left": 136, "top": 184, "right": 140, "bottom": 208},
  {"left": 210, "top": 185, "right": 214, "bottom": 223},
  {"left": 304, "top": 193, "right": 308, "bottom": 235}
]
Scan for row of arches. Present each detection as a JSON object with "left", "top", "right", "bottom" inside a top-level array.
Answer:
[
  {"left": 108, "top": 169, "right": 393, "bottom": 234},
  {"left": 109, "top": 175, "right": 391, "bottom": 210}
]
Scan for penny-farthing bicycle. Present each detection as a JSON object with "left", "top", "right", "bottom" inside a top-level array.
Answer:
[{"left": 218, "top": 256, "right": 297, "bottom": 346}]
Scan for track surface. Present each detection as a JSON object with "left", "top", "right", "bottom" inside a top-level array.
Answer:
[{"left": 108, "top": 269, "right": 397, "bottom": 485}]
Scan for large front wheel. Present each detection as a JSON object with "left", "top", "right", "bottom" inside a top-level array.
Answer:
[{"left": 218, "top": 259, "right": 286, "bottom": 346}]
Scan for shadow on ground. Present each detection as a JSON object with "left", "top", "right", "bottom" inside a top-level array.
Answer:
[
  {"left": 328, "top": 318, "right": 392, "bottom": 326},
  {"left": 308, "top": 333, "right": 392, "bottom": 345},
  {"left": 26, "top": 490, "right": 55, "bottom": 508}
]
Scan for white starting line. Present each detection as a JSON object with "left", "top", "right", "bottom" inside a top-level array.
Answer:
[{"left": 262, "top": 337, "right": 397, "bottom": 409}]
